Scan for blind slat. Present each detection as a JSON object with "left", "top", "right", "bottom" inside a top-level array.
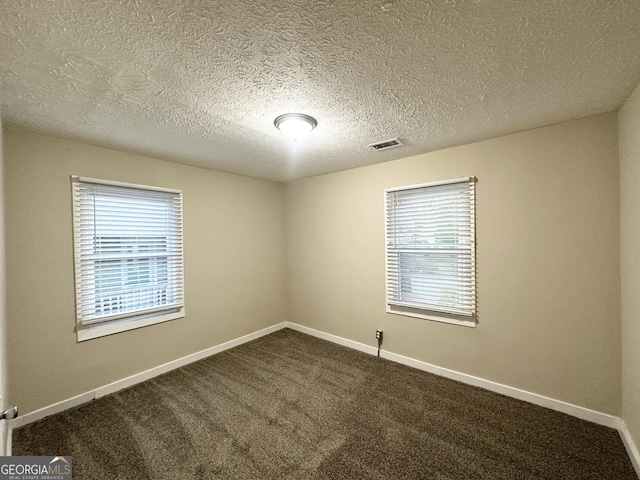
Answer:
[
  {"left": 72, "top": 178, "right": 184, "bottom": 327},
  {"left": 385, "top": 178, "right": 476, "bottom": 319}
]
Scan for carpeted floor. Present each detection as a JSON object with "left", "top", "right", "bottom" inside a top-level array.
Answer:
[{"left": 13, "top": 328, "right": 637, "bottom": 479}]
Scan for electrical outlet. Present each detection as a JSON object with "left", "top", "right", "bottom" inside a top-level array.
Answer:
[{"left": 375, "top": 330, "right": 383, "bottom": 340}]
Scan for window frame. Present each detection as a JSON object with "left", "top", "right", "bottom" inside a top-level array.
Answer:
[
  {"left": 384, "top": 176, "right": 477, "bottom": 328},
  {"left": 71, "top": 176, "right": 185, "bottom": 341}
]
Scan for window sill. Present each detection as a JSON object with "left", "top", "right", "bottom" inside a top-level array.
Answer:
[
  {"left": 76, "top": 308, "right": 185, "bottom": 342},
  {"left": 386, "top": 304, "right": 476, "bottom": 328}
]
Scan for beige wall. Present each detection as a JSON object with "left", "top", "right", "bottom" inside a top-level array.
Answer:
[
  {"left": 287, "top": 113, "right": 621, "bottom": 414},
  {"left": 0, "top": 114, "right": 10, "bottom": 452},
  {"left": 4, "top": 128, "right": 287, "bottom": 414},
  {"left": 3, "top": 112, "right": 626, "bottom": 418},
  {"left": 620, "top": 82, "right": 640, "bottom": 450}
]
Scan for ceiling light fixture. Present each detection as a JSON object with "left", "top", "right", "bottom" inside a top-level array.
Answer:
[{"left": 274, "top": 113, "right": 317, "bottom": 141}]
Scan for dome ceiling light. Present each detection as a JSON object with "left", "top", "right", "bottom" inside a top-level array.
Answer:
[{"left": 274, "top": 113, "right": 317, "bottom": 141}]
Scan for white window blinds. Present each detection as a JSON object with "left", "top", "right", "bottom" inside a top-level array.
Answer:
[
  {"left": 385, "top": 177, "right": 476, "bottom": 323},
  {"left": 72, "top": 177, "right": 184, "bottom": 326}
]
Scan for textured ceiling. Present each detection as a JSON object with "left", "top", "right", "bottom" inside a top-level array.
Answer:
[{"left": 1, "top": 1, "right": 640, "bottom": 182}]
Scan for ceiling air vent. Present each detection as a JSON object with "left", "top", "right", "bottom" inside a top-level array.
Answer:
[{"left": 368, "top": 138, "right": 403, "bottom": 151}]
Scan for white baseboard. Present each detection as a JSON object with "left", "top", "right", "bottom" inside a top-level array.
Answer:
[
  {"left": 10, "top": 322, "right": 287, "bottom": 431},
  {"left": 380, "top": 349, "right": 620, "bottom": 429},
  {"left": 10, "top": 390, "right": 95, "bottom": 431},
  {"left": 9, "top": 320, "right": 639, "bottom": 477},
  {"left": 285, "top": 322, "right": 640, "bottom": 472},
  {"left": 285, "top": 322, "right": 378, "bottom": 356},
  {"left": 284, "top": 322, "right": 620, "bottom": 430},
  {"left": 618, "top": 418, "right": 640, "bottom": 478},
  {"left": 13, "top": 321, "right": 616, "bottom": 429}
]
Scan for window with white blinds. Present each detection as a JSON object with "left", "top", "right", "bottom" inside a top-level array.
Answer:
[
  {"left": 385, "top": 177, "right": 476, "bottom": 327},
  {"left": 72, "top": 176, "right": 184, "bottom": 341}
]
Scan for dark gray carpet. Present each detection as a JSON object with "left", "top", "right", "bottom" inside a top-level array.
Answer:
[{"left": 13, "top": 328, "right": 637, "bottom": 479}]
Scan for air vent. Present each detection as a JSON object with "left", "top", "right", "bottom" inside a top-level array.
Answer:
[{"left": 368, "top": 138, "right": 403, "bottom": 151}]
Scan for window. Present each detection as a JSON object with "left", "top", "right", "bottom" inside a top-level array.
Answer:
[
  {"left": 385, "top": 177, "right": 476, "bottom": 327},
  {"left": 72, "top": 176, "right": 184, "bottom": 341}
]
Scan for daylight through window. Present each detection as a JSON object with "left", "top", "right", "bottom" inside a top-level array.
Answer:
[
  {"left": 385, "top": 177, "right": 476, "bottom": 327},
  {"left": 72, "top": 177, "right": 184, "bottom": 340}
]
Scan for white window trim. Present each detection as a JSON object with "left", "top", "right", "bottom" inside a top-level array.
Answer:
[
  {"left": 76, "top": 309, "right": 184, "bottom": 342},
  {"left": 385, "top": 304, "right": 476, "bottom": 328},
  {"left": 72, "top": 176, "right": 182, "bottom": 194},
  {"left": 71, "top": 176, "right": 185, "bottom": 342},
  {"left": 384, "top": 176, "right": 477, "bottom": 328}
]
